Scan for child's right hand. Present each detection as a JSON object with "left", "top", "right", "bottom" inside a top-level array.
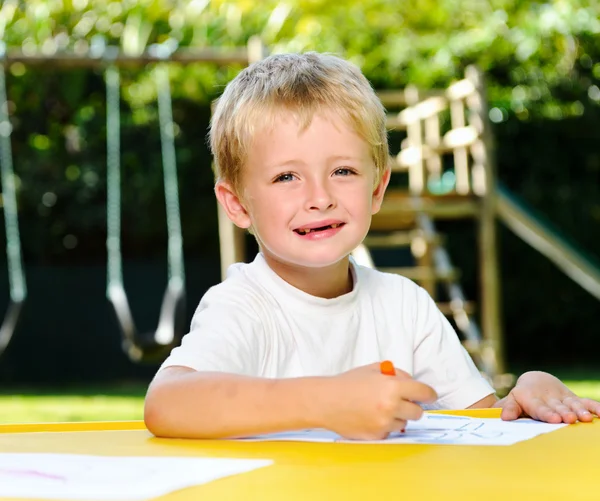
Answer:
[{"left": 318, "top": 363, "right": 437, "bottom": 440}]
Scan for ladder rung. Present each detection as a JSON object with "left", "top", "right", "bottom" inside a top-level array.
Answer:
[
  {"left": 377, "top": 88, "right": 445, "bottom": 107},
  {"left": 461, "top": 339, "right": 483, "bottom": 354},
  {"left": 437, "top": 301, "right": 476, "bottom": 316},
  {"left": 376, "top": 191, "right": 479, "bottom": 218},
  {"left": 385, "top": 114, "right": 407, "bottom": 129},
  {"left": 379, "top": 199, "right": 478, "bottom": 218},
  {"left": 447, "top": 78, "right": 476, "bottom": 101},
  {"left": 370, "top": 213, "right": 418, "bottom": 231},
  {"left": 364, "top": 232, "right": 443, "bottom": 248},
  {"left": 389, "top": 154, "right": 409, "bottom": 172},
  {"left": 380, "top": 266, "right": 459, "bottom": 282}
]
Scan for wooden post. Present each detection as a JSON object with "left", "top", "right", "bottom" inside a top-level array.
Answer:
[
  {"left": 424, "top": 113, "right": 442, "bottom": 183},
  {"left": 216, "top": 38, "right": 268, "bottom": 279},
  {"left": 466, "top": 65, "right": 505, "bottom": 375},
  {"left": 404, "top": 86, "right": 426, "bottom": 195},
  {"left": 402, "top": 87, "right": 436, "bottom": 296},
  {"left": 216, "top": 204, "right": 246, "bottom": 280},
  {"left": 449, "top": 99, "right": 470, "bottom": 195}
]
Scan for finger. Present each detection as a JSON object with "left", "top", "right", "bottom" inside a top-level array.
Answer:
[
  {"left": 393, "top": 380, "right": 438, "bottom": 404},
  {"left": 500, "top": 394, "right": 523, "bottom": 421},
  {"left": 582, "top": 398, "right": 600, "bottom": 418},
  {"left": 563, "top": 397, "right": 594, "bottom": 423},
  {"left": 388, "top": 418, "right": 407, "bottom": 434},
  {"left": 367, "top": 361, "right": 385, "bottom": 372},
  {"left": 394, "top": 400, "right": 425, "bottom": 421},
  {"left": 362, "top": 430, "right": 390, "bottom": 441},
  {"left": 393, "top": 368, "right": 412, "bottom": 380},
  {"left": 530, "top": 401, "right": 563, "bottom": 423},
  {"left": 546, "top": 399, "right": 577, "bottom": 424}
]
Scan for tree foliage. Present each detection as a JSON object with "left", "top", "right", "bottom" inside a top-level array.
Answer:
[
  {"left": 0, "top": 1, "right": 599, "bottom": 367},
  {"left": 2, "top": 0, "right": 600, "bottom": 113}
]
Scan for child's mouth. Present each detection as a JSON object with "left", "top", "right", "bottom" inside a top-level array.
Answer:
[{"left": 294, "top": 223, "right": 344, "bottom": 235}]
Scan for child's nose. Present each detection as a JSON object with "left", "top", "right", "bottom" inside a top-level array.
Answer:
[{"left": 305, "top": 181, "right": 335, "bottom": 211}]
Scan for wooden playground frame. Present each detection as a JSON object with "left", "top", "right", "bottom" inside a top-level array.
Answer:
[
  {"left": 0, "top": 38, "right": 266, "bottom": 361},
  {"left": 2, "top": 40, "right": 600, "bottom": 389}
]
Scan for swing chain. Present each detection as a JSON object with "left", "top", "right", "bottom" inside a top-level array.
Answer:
[
  {"left": 0, "top": 41, "right": 26, "bottom": 303},
  {"left": 104, "top": 40, "right": 186, "bottom": 362},
  {"left": 0, "top": 40, "right": 27, "bottom": 357},
  {"left": 151, "top": 40, "right": 185, "bottom": 291}
]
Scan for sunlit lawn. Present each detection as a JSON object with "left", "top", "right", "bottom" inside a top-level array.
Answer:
[
  {"left": 0, "top": 385, "right": 147, "bottom": 424},
  {"left": 0, "top": 373, "right": 599, "bottom": 425},
  {"left": 562, "top": 380, "right": 600, "bottom": 401}
]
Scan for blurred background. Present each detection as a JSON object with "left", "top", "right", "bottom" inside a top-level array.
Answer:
[{"left": 0, "top": 0, "right": 599, "bottom": 422}]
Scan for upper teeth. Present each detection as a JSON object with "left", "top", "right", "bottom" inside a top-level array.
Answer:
[{"left": 298, "top": 223, "right": 340, "bottom": 234}]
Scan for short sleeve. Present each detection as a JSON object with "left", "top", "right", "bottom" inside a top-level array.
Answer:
[
  {"left": 411, "top": 286, "right": 495, "bottom": 409},
  {"left": 159, "top": 283, "right": 266, "bottom": 376}
]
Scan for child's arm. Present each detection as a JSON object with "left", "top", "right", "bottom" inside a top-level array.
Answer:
[
  {"left": 144, "top": 363, "right": 437, "bottom": 440},
  {"left": 469, "top": 371, "right": 600, "bottom": 423}
]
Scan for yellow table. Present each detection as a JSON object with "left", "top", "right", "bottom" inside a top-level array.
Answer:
[{"left": 1, "top": 409, "right": 598, "bottom": 501}]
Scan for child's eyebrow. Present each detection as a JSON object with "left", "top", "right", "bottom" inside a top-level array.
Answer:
[
  {"left": 327, "top": 155, "right": 362, "bottom": 163},
  {"left": 266, "top": 159, "right": 304, "bottom": 170},
  {"left": 266, "top": 155, "right": 365, "bottom": 170}
]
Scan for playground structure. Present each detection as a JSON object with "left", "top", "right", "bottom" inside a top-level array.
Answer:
[
  {"left": 0, "top": 37, "right": 266, "bottom": 363},
  {"left": 363, "top": 68, "right": 600, "bottom": 387},
  {"left": 0, "top": 40, "right": 598, "bottom": 387},
  {"left": 370, "top": 69, "right": 600, "bottom": 387},
  {"left": 368, "top": 69, "right": 508, "bottom": 385}
]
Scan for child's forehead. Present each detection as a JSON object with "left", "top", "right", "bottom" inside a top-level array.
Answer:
[
  {"left": 244, "top": 114, "right": 371, "bottom": 172},
  {"left": 249, "top": 105, "right": 357, "bottom": 140}
]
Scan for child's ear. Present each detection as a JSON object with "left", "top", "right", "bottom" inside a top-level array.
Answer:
[
  {"left": 214, "top": 180, "right": 252, "bottom": 229},
  {"left": 371, "top": 166, "right": 391, "bottom": 214}
]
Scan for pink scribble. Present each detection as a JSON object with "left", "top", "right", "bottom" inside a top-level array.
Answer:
[{"left": 0, "top": 468, "right": 67, "bottom": 482}]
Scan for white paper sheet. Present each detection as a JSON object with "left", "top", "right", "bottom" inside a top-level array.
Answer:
[
  {"left": 0, "top": 453, "right": 272, "bottom": 500},
  {"left": 238, "top": 413, "right": 568, "bottom": 446}
]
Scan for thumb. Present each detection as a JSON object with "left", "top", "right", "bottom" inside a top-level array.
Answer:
[
  {"left": 500, "top": 393, "right": 523, "bottom": 421},
  {"left": 393, "top": 368, "right": 412, "bottom": 380}
]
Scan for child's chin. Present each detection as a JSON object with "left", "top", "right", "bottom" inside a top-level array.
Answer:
[{"left": 293, "top": 254, "right": 350, "bottom": 269}]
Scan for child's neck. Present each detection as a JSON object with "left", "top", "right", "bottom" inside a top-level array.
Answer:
[{"left": 263, "top": 254, "right": 353, "bottom": 299}]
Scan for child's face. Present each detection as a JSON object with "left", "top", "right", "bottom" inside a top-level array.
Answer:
[{"left": 224, "top": 111, "right": 388, "bottom": 270}]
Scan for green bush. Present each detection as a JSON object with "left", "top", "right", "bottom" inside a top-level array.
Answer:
[{"left": 0, "top": 0, "right": 598, "bottom": 368}]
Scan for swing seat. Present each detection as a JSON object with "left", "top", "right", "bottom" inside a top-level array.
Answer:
[
  {"left": 0, "top": 299, "right": 24, "bottom": 355},
  {"left": 108, "top": 278, "right": 186, "bottom": 363}
]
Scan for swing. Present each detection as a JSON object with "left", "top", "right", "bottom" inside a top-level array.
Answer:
[
  {"left": 0, "top": 42, "right": 26, "bottom": 357},
  {"left": 104, "top": 46, "right": 186, "bottom": 363}
]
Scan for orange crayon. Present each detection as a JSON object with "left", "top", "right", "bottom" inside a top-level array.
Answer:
[{"left": 380, "top": 360, "right": 396, "bottom": 376}]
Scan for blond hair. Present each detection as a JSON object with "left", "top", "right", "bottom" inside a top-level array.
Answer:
[{"left": 209, "top": 52, "right": 389, "bottom": 193}]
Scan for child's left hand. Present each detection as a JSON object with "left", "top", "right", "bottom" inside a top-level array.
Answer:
[{"left": 497, "top": 371, "right": 600, "bottom": 423}]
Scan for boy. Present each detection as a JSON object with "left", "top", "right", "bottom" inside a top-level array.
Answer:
[{"left": 144, "top": 52, "right": 600, "bottom": 440}]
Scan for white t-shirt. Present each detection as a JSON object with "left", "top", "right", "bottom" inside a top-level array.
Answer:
[{"left": 161, "top": 253, "right": 494, "bottom": 409}]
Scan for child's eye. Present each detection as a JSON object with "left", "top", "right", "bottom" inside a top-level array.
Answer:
[
  {"left": 333, "top": 168, "right": 356, "bottom": 176},
  {"left": 274, "top": 173, "right": 296, "bottom": 183}
]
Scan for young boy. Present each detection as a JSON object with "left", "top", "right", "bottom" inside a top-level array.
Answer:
[{"left": 144, "top": 52, "right": 600, "bottom": 440}]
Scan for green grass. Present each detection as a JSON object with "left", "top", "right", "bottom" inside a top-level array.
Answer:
[
  {"left": 0, "top": 385, "right": 147, "bottom": 424},
  {"left": 0, "top": 373, "right": 598, "bottom": 425},
  {"left": 561, "top": 381, "right": 600, "bottom": 400}
]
